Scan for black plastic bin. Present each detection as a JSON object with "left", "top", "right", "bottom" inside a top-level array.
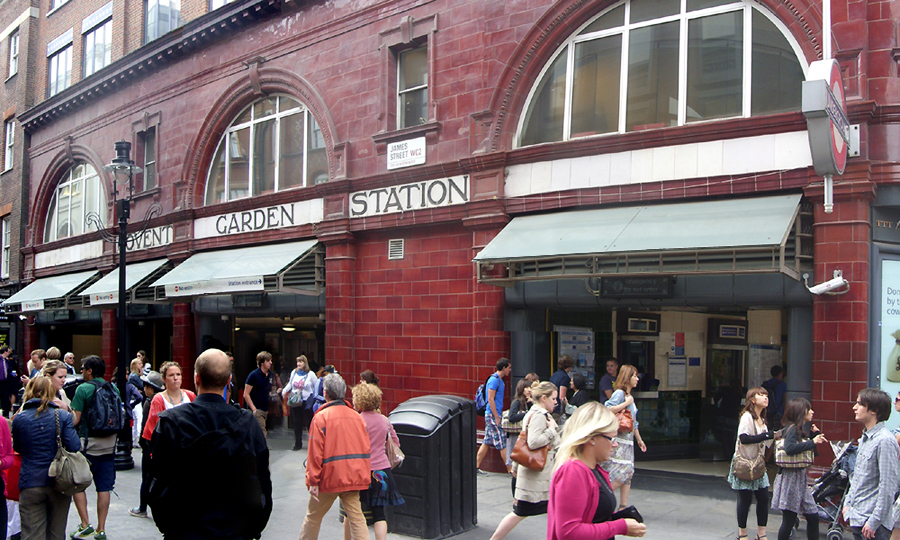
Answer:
[{"left": 387, "top": 395, "right": 477, "bottom": 539}]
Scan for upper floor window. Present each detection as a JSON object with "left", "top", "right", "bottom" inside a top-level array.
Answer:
[
  {"left": 50, "top": 0, "right": 70, "bottom": 12},
  {"left": 209, "top": 0, "right": 234, "bottom": 10},
  {"left": 140, "top": 127, "right": 157, "bottom": 190},
  {"left": 204, "top": 95, "right": 327, "bottom": 205},
  {"left": 145, "top": 0, "right": 181, "bottom": 43},
  {"left": 48, "top": 44, "right": 72, "bottom": 97},
  {"left": 83, "top": 19, "right": 112, "bottom": 77},
  {"left": 44, "top": 164, "right": 106, "bottom": 243},
  {"left": 398, "top": 46, "right": 428, "bottom": 129},
  {"left": 4, "top": 121, "right": 13, "bottom": 171},
  {"left": 8, "top": 32, "right": 18, "bottom": 78},
  {"left": 517, "top": 0, "right": 805, "bottom": 147},
  {"left": 1, "top": 216, "right": 9, "bottom": 279}
]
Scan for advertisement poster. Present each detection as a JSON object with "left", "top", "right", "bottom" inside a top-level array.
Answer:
[
  {"left": 555, "top": 325, "right": 596, "bottom": 389},
  {"left": 881, "top": 260, "right": 900, "bottom": 431}
]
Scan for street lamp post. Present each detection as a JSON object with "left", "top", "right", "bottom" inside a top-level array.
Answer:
[{"left": 101, "top": 141, "right": 141, "bottom": 471}]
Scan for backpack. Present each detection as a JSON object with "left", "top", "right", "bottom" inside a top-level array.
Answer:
[
  {"left": 474, "top": 374, "right": 495, "bottom": 417},
  {"left": 85, "top": 380, "right": 125, "bottom": 437}
]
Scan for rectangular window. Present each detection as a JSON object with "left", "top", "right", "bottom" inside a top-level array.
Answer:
[
  {"left": 8, "top": 32, "right": 18, "bottom": 78},
  {"left": 1, "top": 216, "right": 10, "bottom": 279},
  {"left": 4, "top": 121, "right": 13, "bottom": 171},
  {"left": 686, "top": 12, "right": 743, "bottom": 123},
  {"left": 209, "top": 0, "right": 233, "bottom": 9},
  {"left": 143, "top": 128, "right": 157, "bottom": 190},
  {"left": 145, "top": 0, "right": 182, "bottom": 43},
  {"left": 83, "top": 19, "right": 112, "bottom": 78},
  {"left": 50, "top": 0, "right": 70, "bottom": 11},
  {"left": 397, "top": 46, "right": 428, "bottom": 129},
  {"left": 48, "top": 45, "right": 72, "bottom": 97},
  {"left": 626, "top": 21, "right": 679, "bottom": 131}
]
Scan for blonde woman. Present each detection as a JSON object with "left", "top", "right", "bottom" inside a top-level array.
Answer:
[
  {"left": 602, "top": 364, "right": 646, "bottom": 509},
  {"left": 282, "top": 355, "right": 317, "bottom": 451},
  {"left": 490, "top": 381, "right": 561, "bottom": 540},
  {"left": 548, "top": 402, "right": 646, "bottom": 539},
  {"left": 129, "top": 358, "right": 145, "bottom": 391},
  {"left": 41, "top": 359, "right": 71, "bottom": 412}
]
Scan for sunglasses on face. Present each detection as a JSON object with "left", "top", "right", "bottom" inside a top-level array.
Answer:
[{"left": 596, "top": 434, "right": 617, "bottom": 443}]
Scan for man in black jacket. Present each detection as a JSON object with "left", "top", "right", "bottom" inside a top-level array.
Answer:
[{"left": 149, "top": 348, "right": 272, "bottom": 540}]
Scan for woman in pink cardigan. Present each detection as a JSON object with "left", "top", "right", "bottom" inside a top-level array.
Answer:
[{"left": 548, "top": 402, "right": 647, "bottom": 540}]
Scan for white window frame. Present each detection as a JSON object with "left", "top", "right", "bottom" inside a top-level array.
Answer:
[
  {"left": 4, "top": 121, "right": 13, "bottom": 171},
  {"left": 1, "top": 217, "right": 10, "bottom": 280},
  {"left": 44, "top": 165, "right": 106, "bottom": 243},
  {"left": 209, "top": 0, "right": 233, "bottom": 10},
  {"left": 48, "top": 44, "right": 72, "bottom": 97},
  {"left": 205, "top": 96, "right": 323, "bottom": 205},
  {"left": 145, "top": 0, "right": 182, "bottom": 43},
  {"left": 515, "top": 0, "right": 808, "bottom": 147},
  {"left": 8, "top": 32, "right": 18, "bottom": 78},
  {"left": 83, "top": 19, "right": 112, "bottom": 78},
  {"left": 143, "top": 127, "right": 157, "bottom": 191},
  {"left": 396, "top": 45, "right": 428, "bottom": 129}
]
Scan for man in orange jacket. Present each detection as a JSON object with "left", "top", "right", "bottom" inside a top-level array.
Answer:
[{"left": 299, "top": 373, "right": 371, "bottom": 540}]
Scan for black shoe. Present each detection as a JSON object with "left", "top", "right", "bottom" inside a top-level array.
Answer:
[{"left": 292, "top": 445, "right": 302, "bottom": 451}]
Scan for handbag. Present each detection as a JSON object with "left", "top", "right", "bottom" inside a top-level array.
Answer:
[
  {"left": 616, "top": 408, "right": 633, "bottom": 434},
  {"left": 47, "top": 409, "right": 93, "bottom": 496},
  {"left": 384, "top": 416, "right": 404, "bottom": 469},
  {"left": 510, "top": 413, "right": 549, "bottom": 471},
  {"left": 500, "top": 409, "right": 523, "bottom": 434},
  {"left": 774, "top": 438, "right": 815, "bottom": 468},
  {"left": 731, "top": 451, "right": 765, "bottom": 481}
]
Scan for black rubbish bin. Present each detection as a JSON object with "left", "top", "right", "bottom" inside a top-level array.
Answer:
[{"left": 388, "top": 395, "right": 477, "bottom": 539}]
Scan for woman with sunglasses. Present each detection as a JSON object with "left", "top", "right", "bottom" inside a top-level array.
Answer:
[{"left": 548, "top": 401, "right": 646, "bottom": 539}]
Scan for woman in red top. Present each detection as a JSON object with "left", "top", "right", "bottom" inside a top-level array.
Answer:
[
  {"left": 141, "top": 361, "right": 196, "bottom": 442},
  {"left": 548, "top": 402, "right": 646, "bottom": 540}
]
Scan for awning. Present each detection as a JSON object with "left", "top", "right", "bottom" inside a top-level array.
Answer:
[
  {"left": 81, "top": 259, "right": 172, "bottom": 306},
  {"left": 474, "top": 194, "right": 811, "bottom": 286},
  {"left": 150, "top": 240, "right": 323, "bottom": 299},
  {"left": 2, "top": 270, "right": 100, "bottom": 312}
]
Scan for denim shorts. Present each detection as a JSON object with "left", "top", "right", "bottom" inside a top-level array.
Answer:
[{"left": 85, "top": 453, "right": 115, "bottom": 492}]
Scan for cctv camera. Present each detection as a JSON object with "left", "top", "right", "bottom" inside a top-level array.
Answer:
[{"left": 805, "top": 270, "right": 849, "bottom": 295}]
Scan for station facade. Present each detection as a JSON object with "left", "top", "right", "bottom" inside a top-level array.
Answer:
[{"left": 2, "top": 0, "right": 899, "bottom": 459}]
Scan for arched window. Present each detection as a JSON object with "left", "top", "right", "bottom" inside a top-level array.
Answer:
[
  {"left": 44, "top": 163, "right": 106, "bottom": 243},
  {"left": 204, "top": 95, "right": 327, "bottom": 205},
  {"left": 517, "top": 0, "right": 805, "bottom": 147}
]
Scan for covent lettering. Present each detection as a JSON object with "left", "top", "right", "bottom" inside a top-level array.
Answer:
[
  {"left": 215, "top": 204, "right": 296, "bottom": 235},
  {"left": 350, "top": 176, "right": 469, "bottom": 217},
  {"left": 126, "top": 225, "right": 173, "bottom": 251}
]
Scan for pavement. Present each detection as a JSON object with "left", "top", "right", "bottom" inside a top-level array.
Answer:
[{"left": 55, "top": 428, "right": 821, "bottom": 540}]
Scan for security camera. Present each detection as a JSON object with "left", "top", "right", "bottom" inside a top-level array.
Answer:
[{"left": 804, "top": 270, "right": 849, "bottom": 295}]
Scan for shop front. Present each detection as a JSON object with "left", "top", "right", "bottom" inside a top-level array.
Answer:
[{"left": 476, "top": 193, "right": 815, "bottom": 460}]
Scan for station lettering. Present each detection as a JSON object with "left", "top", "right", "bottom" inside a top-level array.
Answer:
[
  {"left": 350, "top": 176, "right": 469, "bottom": 218},
  {"left": 126, "top": 225, "right": 173, "bottom": 252},
  {"left": 215, "top": 204, "right": 296, "bottom": 235}
]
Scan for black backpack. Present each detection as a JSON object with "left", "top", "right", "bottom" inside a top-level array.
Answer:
[{"left": 85, "top": 380, "right": 125, "bottom": 437}]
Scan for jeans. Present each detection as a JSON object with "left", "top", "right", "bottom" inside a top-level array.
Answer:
[
  {"left": 19, "top": 487, "right": 71, "bottom": 540},
  {"left": 299, "top": 490, "right": 367, "bottom": 540},
  {"left": 852, "top": 525, "right": 892, "bottom": 540}
]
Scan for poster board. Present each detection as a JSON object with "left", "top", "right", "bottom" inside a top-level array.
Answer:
[
  {"left": 749, "top": 344, "right": 782, "bottom": 388},
  {"left": 555, "top": 325, "right": 596, "bottom": 389}
]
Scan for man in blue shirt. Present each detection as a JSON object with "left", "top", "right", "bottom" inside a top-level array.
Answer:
[
  {"left": 549, "top": 355, "right": 575, "bottom": 418},
  {"left": 763, "top": 365, "right": 787, "bottom": 429},
  {"left": 476, "top": 358, "right": 511, "bottom": 474},
  {"left": 598, "top": 357, "right": 619, "bottom": 400},
  {"left": 243, "top": 351, "right": 277, "bottom": 438},
  {"left": 844, "top": 388, "right": 899, "bottom": 540}
]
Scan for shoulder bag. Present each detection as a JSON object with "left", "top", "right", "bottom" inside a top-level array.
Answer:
[
  {"left": 500, "top": 409, "right": 523, "bottom": 434},
  {"left": 48, "top": 409, "right": 93, "bottom": 496},
  {"left": 287, "top": 370, "right": 304, "bottom": 407},
  {"left": 511, "top": 412, "right": 549, "bottom": 471},
  {"left": 774, "top": 438, "right": 815, "bottom": 468},
  {"left": 730, "top": 419, "right": 766, "bottom": 481},
  {"left": 384, "top": 416, "right": 404, "bottom": 469},
  {"left": 616, "top": 408, "right": 633, "bottom": 434}
]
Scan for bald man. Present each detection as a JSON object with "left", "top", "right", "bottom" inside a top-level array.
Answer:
[{"left": 149, "top": 349, "right": 272, "bottom": 540}]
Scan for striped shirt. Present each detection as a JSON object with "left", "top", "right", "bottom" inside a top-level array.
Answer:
[{"left": 846, "top": 422, "right": 900, "bottom": 531}]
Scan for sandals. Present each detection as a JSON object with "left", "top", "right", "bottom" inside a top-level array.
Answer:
[{"left": 755, "top": 535, "right": 767, "bottom": 540}]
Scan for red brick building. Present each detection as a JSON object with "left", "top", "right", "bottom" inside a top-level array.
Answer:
[{"left": 3, "top": 0, "right": 900, "bottom": 460}]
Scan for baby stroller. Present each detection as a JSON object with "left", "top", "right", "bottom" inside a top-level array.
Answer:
[{"left": 810, "top": 440, "right": 857, "bottom": 540}]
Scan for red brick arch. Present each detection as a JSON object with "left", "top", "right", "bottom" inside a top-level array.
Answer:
[
  {"left": 184, "top": 66, "right": 340, "bottom": 209},
  {"left": 485, "top": 0, "right": 825, "bottom": 153},
  {"left": 30, "top": 144, "right": 110, "bottom": 247}
]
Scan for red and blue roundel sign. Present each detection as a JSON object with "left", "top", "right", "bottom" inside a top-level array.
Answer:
[{"left": 802, "top": 59, "right": 849, "bottom": 176}]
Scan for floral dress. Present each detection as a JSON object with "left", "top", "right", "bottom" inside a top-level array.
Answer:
[{"left": 601, "top": 389, "right": 638, "bottom": 485}]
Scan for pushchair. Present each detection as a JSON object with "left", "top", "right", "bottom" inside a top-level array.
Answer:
[{"left": 810, "top": 440, "right": 857, "bottom": 540}]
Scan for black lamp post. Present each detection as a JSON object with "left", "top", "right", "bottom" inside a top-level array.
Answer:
[{"left": 101, "top": 141, "right": 141, "bottom": 471}]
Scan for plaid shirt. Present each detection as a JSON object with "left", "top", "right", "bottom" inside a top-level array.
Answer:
[{"left": 847, "top": 422, "right": 900, "bottom": 531}]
